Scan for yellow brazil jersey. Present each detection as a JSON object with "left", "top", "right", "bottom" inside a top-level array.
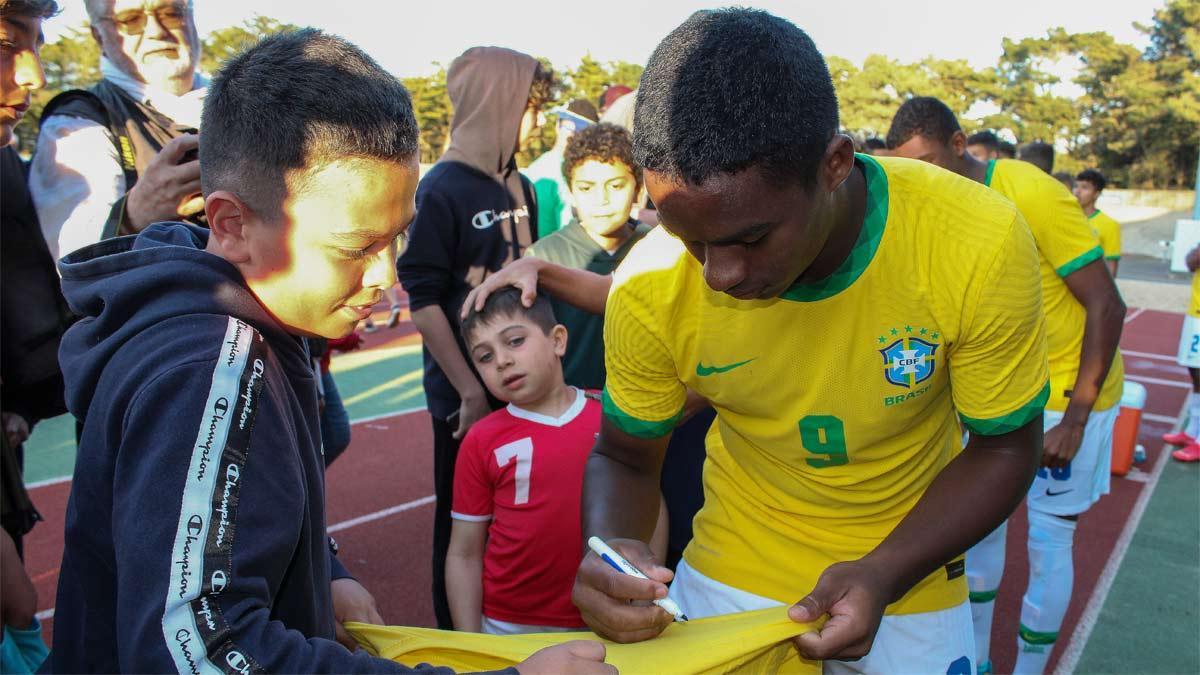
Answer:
[
  {"left": 985, "top": 159, "right": 1124, "bottom": 413},
  {"left": 603, "top": 154, "right": 1049, "bottom": 616},
  {"left": 1088, "top": 210, "right": 1122, "bottom": 261},
  {"left": 1191, "top": 267, "right": 1200, "bottom": 318}
]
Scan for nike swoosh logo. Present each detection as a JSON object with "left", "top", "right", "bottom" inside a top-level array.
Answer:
[
  {"left": 696, "top": 358, "right": 755, "bottom": 377},
  {"left": 1045, "top": 488, "right": 1073, "bottom": 497}
]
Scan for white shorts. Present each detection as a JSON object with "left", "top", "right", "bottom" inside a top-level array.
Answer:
[
  {"left": 668, "top": 559, "right": 975, "bottom": 675},
  {"left": 1178, "top": 315, "right": 1200, "bottom": 368},
  {"left": 1027, "top": 405, "right": 1118, "bottom": 516},
  {"left": 480, "top": 615, "right": 583, "bottom": 635}
]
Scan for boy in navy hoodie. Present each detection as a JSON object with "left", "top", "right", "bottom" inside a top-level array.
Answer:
[{"left": 49, "top": 29, "right": 609, "bottom": 674}]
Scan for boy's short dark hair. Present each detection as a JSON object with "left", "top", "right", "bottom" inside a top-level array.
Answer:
[
  {"left": 200, "top": 29, "right": 420, "bottom": 220},
  {"left": 1075, "top": 168, "right": 1107, "bottom": 192},
  {"left": 1018, "top": 141, "right": 1054, "bottom": 173},
  {"left": 997, "top": 141, "right": 1016, "bottom": 158},
  {"left": 633, "top": 8, "right": 839, "bottom": 187},
  {"left": 0, "top": 0, "right": 59, "bottom": 18},
  {"left": 461, "top": 287, "right": 558, "bottom": 345},
  {"left": 966, "top": 130, "right": 999, "bottom": 151},
  {"left": 863, "top": 137, "right": 887, "bottom": 152},
  {"left": 1053, "top": 171, "right": 1074, "bottom": 189},
  {"left": 886, "top": 96, "right": 961, "bottom": 149},
  {"left": 561, "top": 122, "right": 641, "bottom": 188}
]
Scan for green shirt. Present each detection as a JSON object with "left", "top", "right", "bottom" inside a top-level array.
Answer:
[{"left": 526, "top": 220, "right": 651, "bottom": 390}]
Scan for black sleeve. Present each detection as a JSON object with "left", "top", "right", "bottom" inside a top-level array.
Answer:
[
  {"left": 109, "top": 359, "right": 453, "bottom": 673},
  {"left": 397, "top": 189, "right": 457, "bottom": 313}
]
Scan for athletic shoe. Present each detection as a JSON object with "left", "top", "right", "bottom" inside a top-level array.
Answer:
[
  {"left": 1161, "top": 431, "right": 1195, "bottom": 446},
  {"left": 362, "top": 317, "right": 378, "bottom": 334},
  {"left": 1171, "top": 443, "right": 1200, "bottom": 462},
  {"left": 386, "top": 305, "right": 402, "bottom": 328}
]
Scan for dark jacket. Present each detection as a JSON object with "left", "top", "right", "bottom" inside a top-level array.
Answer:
[{"left": 48, "top": 223, "right": 446, "bottom": 673}]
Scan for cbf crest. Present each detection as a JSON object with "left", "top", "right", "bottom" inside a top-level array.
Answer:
[{"left": 878, "top": 326, "right": 940, "bottom": 389}]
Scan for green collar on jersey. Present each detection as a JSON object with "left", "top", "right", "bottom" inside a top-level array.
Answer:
[
  {"left": 983, "top": 159, "right": 997, "bottom": 186},
  {"left": 779, "top": 153, "right": 888, "bottom": 303}
]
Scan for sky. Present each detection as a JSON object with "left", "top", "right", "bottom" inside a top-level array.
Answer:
[{"left": 48, "top": 0, "right": 1166, "bottom": 79}]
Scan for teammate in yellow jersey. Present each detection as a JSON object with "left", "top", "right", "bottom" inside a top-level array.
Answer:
[
  {"left": 887, "top": 97, "right": 1125, "bottom": 675},
  {"left": 467, "top": 10, "right": 1048, "bottom": 674},
  {"left": 1073, "top": 169, "right": 1122, "bottom": 277},
  {"left": 1165, "top": 243, "right": 1200, "bottom": 462}
]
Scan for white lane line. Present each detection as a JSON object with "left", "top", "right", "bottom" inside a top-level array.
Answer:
[
  {"left": 1123, "top": 307, "right": 1147, "bottom": 324},
  {"left": 1125, "top": 374, "right": 1193, "bottom": 389},
  {"left": 327, "top": 494, "right": 435, "bottom": 533},
  {"left": 26, "top": 405, "right": 429, "bottom": 491},
  {"left": 1053, "top": 398, "right": 1180, "bottom": 675},
  {"left": 1121, "top": 349, "right": 1178, "bottom": 363},
  {"left": 1142, "top": 412, "right": 1181, "bottom": 425}
]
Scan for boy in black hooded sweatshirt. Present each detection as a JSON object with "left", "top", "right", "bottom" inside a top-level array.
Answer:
[
  {"left": 48, "top": 30, "right": 609, "bottom": 674},
  {"left": 397, "top": 46, "right": 554, "bottom": 630}
]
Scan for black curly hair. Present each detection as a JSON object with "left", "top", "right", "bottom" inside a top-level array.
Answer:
[
  {"left": 633, "top": 8, "right": 839, "bottom": 187},
  {"left": 561, "top": 122, "right": 640, "bottom": 188}
]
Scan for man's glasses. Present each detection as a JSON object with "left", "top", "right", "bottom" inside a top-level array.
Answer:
[{"left": 102, "top": 3, "right": 190, "bottom": 36}]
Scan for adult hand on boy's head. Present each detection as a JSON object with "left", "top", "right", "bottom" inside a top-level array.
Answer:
[
  {"left": 516, "top": 640, "right": 616, "bottom": 675},
  {"left": 461, "top": 256, "right": 547, "bottom": 320},
  {"left": 331, "top": 578, "right": 384, "bottom": 651},
  {"left": 572, "top": 538, "right": 674, "bottom": 644},
  {"left": 788, "top": 559, "right": 890, "bottom": 661}
]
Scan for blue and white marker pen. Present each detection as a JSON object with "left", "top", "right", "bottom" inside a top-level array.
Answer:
[{"left": 587, "top": 536, "right": 689, "bottom": 622}]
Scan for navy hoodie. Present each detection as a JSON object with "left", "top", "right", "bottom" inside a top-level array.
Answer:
[{"left": 49, "top": 223, "right": 451, "bottom": 673}]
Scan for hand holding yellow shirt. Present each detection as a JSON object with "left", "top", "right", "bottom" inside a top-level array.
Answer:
[{"left": 346, "top": 607, "right": 822, "bottom": 674}]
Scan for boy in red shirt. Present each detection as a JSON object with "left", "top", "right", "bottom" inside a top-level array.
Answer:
[{"left": 446, "top": 288, "right": 642, "bottom": 634}]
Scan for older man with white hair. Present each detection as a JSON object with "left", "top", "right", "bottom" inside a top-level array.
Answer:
[{"left": 31, "top": 0, "right": 206, "bottom": 260}]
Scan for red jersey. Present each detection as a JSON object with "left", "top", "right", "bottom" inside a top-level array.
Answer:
[{"left": 452, "top": 388, "right": 599, "bottom": 627}]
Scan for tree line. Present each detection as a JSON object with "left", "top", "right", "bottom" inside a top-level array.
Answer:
[{"left": 21, "top": 0, "right": 1197, "bottom": 188}]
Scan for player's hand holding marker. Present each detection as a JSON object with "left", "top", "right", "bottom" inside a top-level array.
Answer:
[{"left": 573, "top": 537, "right": 678, "bottom": 643}]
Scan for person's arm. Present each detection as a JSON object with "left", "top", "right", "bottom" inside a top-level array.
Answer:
[
  {"left": 109, "top": 358, "right": 445, "bottom": 673},
  {"left": 410, "top": 305, "right": 490, "bottom": 438},
  {"left": 789, "top": 420, "right": 1042, "bottom": 659},
  {"left": 0, "top": 529, "right": 36, "bottom": 630},
  {"left": 1043, "top": 261, "right": 1125, "bottom": 468},
  {"left": 30, "top": 115, "right": 125, "bottom": 259},
  {"left": 462, "top": 256, "right": 613, "bottom": 319},
  {"left": 573, "top": 422, "right": 677, "bottom": 643},
  {"left": 445, "top": 520, "right": 488, "bottom": 632},
  {"left": 1105, "top": 259, "right": 1118, "bottom": 277}
]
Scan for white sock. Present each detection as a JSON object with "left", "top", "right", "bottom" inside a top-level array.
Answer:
[
  {"left": 1014, "top": 510, "right": 1077, "bottom": 675},
  {"left": 1187, "top": 392, "right": 1200, "bottom": 439},
  {"left": 967, "top": 521, "right": 1007, "bottom": 670}
]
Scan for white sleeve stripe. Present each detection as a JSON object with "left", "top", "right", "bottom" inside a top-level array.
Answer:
[{"left": 450, "top": 511, "right": 493, "bottom": 522}]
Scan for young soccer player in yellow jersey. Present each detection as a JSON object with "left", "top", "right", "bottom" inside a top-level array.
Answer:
[
  {"left": 468, "top": 10, "right": 1048, "bottom": 674},
  {"left": 1165, "top": 243, "right": 1200, "bottom": 462},
  {"left": 888, "top": 97, "right": 1126, "bottom": 675},
  {"left": 1073, "top": 169, "right": 1122, "bottom": 277}
]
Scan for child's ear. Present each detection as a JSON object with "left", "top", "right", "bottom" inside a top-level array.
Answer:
[
  {"left": 551, "top": 324, "right": 568, "bottom": 357},
  {"left": 205, "top": 191, "right": 253, "bottom": 264}
]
